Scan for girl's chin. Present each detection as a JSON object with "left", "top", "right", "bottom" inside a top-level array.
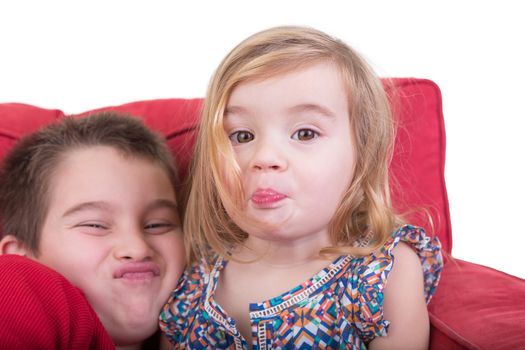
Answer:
[{"left": 247, "top": 208, "right": 293, "bottom": 226}]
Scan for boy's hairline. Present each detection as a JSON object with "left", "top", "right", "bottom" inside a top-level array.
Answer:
[{"left": 0, "top": 112, "right": 180, "bottom": 255}]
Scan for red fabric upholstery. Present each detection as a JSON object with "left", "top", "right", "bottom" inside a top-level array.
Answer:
[
  {"left": 429, "top": 259, "right": 525, "bottom": 349},
  {"left": 386, "top": 79, "right": 452, "bottom": 253},
  {"left": 82, "top": 79, "right": 454, "bottom": 251},
  {"left": 0, "top": 103, "right": 63, "bottom": 160},
  {"left": 82, "top": 98, "right": 202, "bottom": 181},
  {"left": 1, "top": 78, "right": 524, "bottom": 348}
]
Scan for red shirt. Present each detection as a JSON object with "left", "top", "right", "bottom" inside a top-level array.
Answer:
[{"left": 0, "top": 254, "right": 115, "bottom": 349}]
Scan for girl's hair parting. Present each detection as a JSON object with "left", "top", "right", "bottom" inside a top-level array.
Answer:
[
  {"left": 0, "top": 112, "right": 179, "bottom": 254},
  {"left": 185, "top": 25, "right": 404, "bottom": 264}
]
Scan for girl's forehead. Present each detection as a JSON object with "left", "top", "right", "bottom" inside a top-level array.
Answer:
[
  {"left": 226, "top": 61, "right": 348, "bottom": 112},
  {"left": 233, "top": 58, "right": 342, "bottom": 88}
]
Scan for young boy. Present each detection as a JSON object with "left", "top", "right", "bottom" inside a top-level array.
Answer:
[{"left": 0, "top": 112, "right": 186, "bottom": 349}]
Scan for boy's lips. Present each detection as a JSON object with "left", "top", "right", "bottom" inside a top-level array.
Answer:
[
  {"left": 113, "top": 262, "right": 161, "bottom": 281},
  {"left": 251, "top": 188, "right": 287, "bottom": 206}
]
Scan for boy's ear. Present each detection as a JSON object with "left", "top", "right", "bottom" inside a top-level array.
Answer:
[{"left": 0, "top": 235, "right": 30, "bottom": 255}]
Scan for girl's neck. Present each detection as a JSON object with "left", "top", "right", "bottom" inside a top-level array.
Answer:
[
  {"left": 232, "top": 230, "right": 333, "bottom": 267},
  {"left": 216, "top": 231, "right": 335, "bottom": 345}
]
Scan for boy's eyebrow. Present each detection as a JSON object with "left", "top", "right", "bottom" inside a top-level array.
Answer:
[
  {"left": 61, "top": 199, "right": 177, "bottom": 218},
  {"left": 62, "top": 201, "right": 114, "bottom": 218},
  {"left": 145, "top": 199, "right": 178, "bottom": 211}
]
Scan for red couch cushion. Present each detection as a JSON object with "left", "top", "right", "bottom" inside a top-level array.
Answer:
[
  {"left": 387, "top": 78, "right": 452, "bottom": 253},
  {"left": 0, "top": 103, "right": 64, "bottom": 160},
  {"left": 1, "top": 78, "right": 523, "bottom": 349},
  {"left": 429, "top": 259, "right": 525, "bottom": 349},
  {"left": 0, "top": 78, "right": 452, "bottom": 252},
  {"left": 83, "top": 98, "right": 202, "bottom": 181}
]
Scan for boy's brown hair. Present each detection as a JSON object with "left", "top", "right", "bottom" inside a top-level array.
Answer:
[{"left": 0, "top": 112, "right": 178, "bottom": 254}]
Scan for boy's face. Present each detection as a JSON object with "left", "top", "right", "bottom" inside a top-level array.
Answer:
[
  {"left": 223, "top": 61, "right": 355, "bottom": 246},
  {"left": 34, "top": 146, "right": 184, "bottom": 346}
]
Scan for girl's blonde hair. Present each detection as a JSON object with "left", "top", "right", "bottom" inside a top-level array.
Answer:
[{"left": 185, "top": 26, "right": 403, "bottom": 264}]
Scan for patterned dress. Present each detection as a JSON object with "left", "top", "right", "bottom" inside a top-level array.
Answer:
[{"left": 160, "top": 225, "right": 442, "bottom": 349}]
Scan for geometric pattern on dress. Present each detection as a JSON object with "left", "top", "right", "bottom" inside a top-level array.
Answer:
[{"left": 159, "top": 225, "right": 443, "bottom": 349}]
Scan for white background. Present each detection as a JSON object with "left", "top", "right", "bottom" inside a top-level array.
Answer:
[{"left": 1, "top": 1, "right": 524, "bottom": 278}]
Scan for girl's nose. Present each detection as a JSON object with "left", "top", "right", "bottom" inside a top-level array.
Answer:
[{"left": 250, "top": 137, "right": 288, "bottom": 172}]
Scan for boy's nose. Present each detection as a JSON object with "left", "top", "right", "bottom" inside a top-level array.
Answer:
[{"left": 113, "top": 228, "right": 153, "bottom": 261}]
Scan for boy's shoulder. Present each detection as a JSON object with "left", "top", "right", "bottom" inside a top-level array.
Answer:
[
  {"left": 0, "top": 254, "right": 114, "bottom": 349},
  {"left": 1, "top": 254, "right": 72, "bottom": 289}
]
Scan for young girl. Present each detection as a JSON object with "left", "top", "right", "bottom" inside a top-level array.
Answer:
[{"left": 160, "top": 26, "right": 442, "bottom": 349}]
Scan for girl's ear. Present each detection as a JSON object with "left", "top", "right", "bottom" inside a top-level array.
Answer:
[{"left": 0, "top": 235, "right": 30, "bottom": 256}]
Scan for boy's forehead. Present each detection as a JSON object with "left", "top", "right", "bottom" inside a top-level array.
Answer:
[
  {"left": 57, "top": 145, "right": 164, "bottom": 171},
  {"left": 47, "top": 146, "right": 175, "bottom": 203}
]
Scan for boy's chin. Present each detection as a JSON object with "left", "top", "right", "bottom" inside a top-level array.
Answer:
[
  {"left": 96, "top": 295, "right": 163, "bottom": 341},
  {"left": 105, "top": 309, "right": 159, "bottom": 346}
]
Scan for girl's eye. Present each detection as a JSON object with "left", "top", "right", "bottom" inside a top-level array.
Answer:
[
  {"left": 292, "top": 128, "right": 318, "bottom": 141},
  {"left": 144, "top": 222, "right": 175, "bottom": 235},
  {"left": 229, "top": 130, "right": 254, "bottom": 144}
]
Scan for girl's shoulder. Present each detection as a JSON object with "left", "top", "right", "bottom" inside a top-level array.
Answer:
[
  {"left": 341, "top": 225, "right": 443, "bottom": 342},
  {"left": 159, "top": 259, "right": 215, "bottom": 340},
  {"left": 162, "top": 259, "right": 213, "bottom": 307},
  {"left": 352, "top": 224, "right": 442, "bottom": 302},
  {"left": 386, "top": 224, "right": 443, "bottom": 302}
]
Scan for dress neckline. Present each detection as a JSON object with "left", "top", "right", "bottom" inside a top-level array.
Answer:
[{"left": 206, "top": 254, "right": 354, "bottom": 321}]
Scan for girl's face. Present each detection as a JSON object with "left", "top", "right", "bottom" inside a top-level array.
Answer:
[
  {"left": 224, "top": 61, "right": 355, "bottom": 246},
  {"left": 35, "top": 146, "right": 185, "bottom": 346}
]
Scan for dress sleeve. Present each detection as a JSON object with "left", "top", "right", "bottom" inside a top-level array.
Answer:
[
  {"left": 345, "top": 249, "right": 392, "bottom": 343},
  {"left": 159, "top": 262, "right": 207, "bottom": 345},
  {"left": 344, "top": 225, "right": 443, "bottom": 343},
  {"left": 397, "top": 225, "right": 443, "bottom": 303}
]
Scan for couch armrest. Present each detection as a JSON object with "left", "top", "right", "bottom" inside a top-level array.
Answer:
[{"left": 428, "top": 258, "right": 525, "bottom": 349}]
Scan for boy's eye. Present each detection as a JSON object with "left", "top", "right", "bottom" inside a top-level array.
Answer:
[
  {"left": 144, "top": 222, "right": 175, "bottom": 235},
  {"left": 76, "top": 222, "right": 109, "bottom": 236},
  {"left": 292, "top": 128, "right": 318, "bottom": 141},
  {"left": 79, "top": 223, "right": 107, "bottom": 229},
  {"left": 229, "top": 130, "right": 254, "bottom": 144}
]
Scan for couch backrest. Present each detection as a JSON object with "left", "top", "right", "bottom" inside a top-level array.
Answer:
[
  {"left": 386, "top": 79, "right": 451, "bottom": 253},
  {"left": 0, "top": 78, "right": 451, "bottom": 253}
]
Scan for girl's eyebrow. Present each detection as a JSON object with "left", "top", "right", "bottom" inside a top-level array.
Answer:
[
  {"left": 224, "top": 105, "right": 247, "bottom": 116},
  {"left": 288, "top": 103, "right": 336, "bottom": 118},
  {"left": 225, "top": 104, "right": 336, "bottom": 118}
]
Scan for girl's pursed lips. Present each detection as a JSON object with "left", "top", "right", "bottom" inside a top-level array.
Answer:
[{"left": 251, "top": 188, "right": 287, "bottom": 205}]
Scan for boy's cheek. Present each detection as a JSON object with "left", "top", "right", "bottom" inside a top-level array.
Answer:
[{"left": 158, "top": 232, "right": 186, "bottom": 284}]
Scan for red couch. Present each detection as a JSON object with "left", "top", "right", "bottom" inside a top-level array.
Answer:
[{"left": 1, "top": 78, "right": 524, "bottom": 349}]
